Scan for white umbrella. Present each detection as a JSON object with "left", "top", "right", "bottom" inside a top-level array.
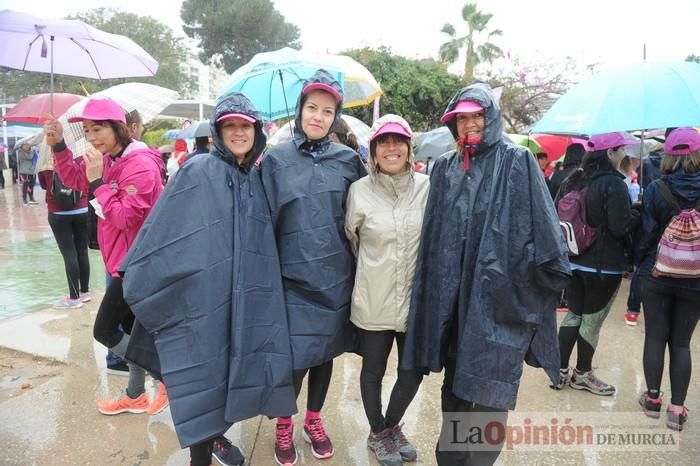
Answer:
[{"left": 59, "top": 82, "right": 179, "bottom": 156}]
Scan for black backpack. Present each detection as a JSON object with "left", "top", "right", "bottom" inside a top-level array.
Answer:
[{"left": 52, "top": 171, "right": 81, "bottom": 210}]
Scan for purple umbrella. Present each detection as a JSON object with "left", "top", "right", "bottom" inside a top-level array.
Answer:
[{"left": 0, "top": 9, "right": 159, "bottom": 112}]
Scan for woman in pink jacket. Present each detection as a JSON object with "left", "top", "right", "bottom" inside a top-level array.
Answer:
[{"left": 44, "top": 98, "right": 167, "bottom": 416}]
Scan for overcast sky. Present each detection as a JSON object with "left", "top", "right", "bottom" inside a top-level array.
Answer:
[{"left": 2, "top": 0, "right": 698, "bottom": 73}]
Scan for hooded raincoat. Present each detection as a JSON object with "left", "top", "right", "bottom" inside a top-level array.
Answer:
[
  {"left": 121, "top": 93, "right": 297, "bottom": 448},
  {"left": 401, "top": 83, "right": 571, "bottom": 411},
  {"left": 52, "top": 137, "right": 164, "bottom": 277},
  {"left": 345, "top": 114, "right": 430, "bottom": 332},
  {"left": 261, "top": 69, "right": 367, "bottom": 369}
]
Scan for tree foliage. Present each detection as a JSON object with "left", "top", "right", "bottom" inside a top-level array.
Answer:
[
  {"left": 181, "top": 0, "right": 301, "bottom": 74},
  {"left": 0, "top": 8, "right": 190, "bottom": 102},
  {"left": 439, "top": 2, "right": 503, "bottom": 83},
  {"left": 343, "top": 47, "right": 463, "bottom": 131},
  {"left": 686, "top": 54, "right": 700, "bottom": 63},
  {"left": 484, "top": 55, "right": 596, "bottom": 133}
]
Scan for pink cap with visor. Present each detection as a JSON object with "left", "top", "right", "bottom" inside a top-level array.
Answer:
[
  {"left": 371, "top": 122, "right": 412, "bottom": 141},
  {"left": 664, "top": 127, "right": 700, "bottom": 155},
  {"left": 67, "top": 98, "right": 126, "bottom": 124},
  {"left": 302, "top": 82, "right": 342, "bottom": 103},
  {"left": 216, "top": 112, "right": 256, "bottom": 124},
  {"left": 441, "top": 100, "right": 484, "bottom": 123},
  {"left": 586, "top": 132, "right": 638, "bottom": 151}
]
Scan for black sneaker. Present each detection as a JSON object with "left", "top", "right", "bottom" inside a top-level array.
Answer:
[
  {"left": 666, "top": 406, "right": 688, "bottom": 431},
  {"left": 639, "top": 391, "right": 663, "bottom": 418},
  {"left": 389, "top": 423, "right": 417, "bottom": 461},
  {"left": 106, "top": 361, "right": 130, "bottom": 377},
  {"left": 212, "top": 435, "right": 245, "bottom": 466}
]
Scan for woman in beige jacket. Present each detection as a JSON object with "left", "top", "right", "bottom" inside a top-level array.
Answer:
[{"left": 345, "top": 114, "right": 429, "bottom": 466}]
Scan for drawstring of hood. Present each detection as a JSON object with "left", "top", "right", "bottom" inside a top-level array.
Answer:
[{"left": 457, "top": 134, "right": 481, "bottom": 172}]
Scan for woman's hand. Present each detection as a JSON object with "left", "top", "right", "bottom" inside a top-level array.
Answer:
[
  {"left": 43, "top": 117, "right": 64, "bottom": 147},
  {"left": 82, "top": 148, "right": 104, "bottom": 182}
]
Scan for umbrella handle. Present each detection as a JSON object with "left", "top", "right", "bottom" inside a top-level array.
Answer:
[
  {"left": 278, "top": 69, "right": 292, "bottom": 123},
  {"left": 50, "top": 36, "right": 55, "bottom": 115}
]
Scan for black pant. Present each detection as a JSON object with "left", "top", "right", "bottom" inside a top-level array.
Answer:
[
  {"left": 48, "top": 213, "right": 90, "bottom": 299},
  {"left": 11, "top": 165, "right": 19, "bottom": 184},
  {"left": 357, "top": 327, "right": 423, "bottom": 433},
  {"left": 0, "top": 168, "right": 5, "bottom": 188},
  {"left": 436, "top": 358, "right": 508, "bottom": 466},
  {"left": 641, "top": 278, "right": 700, "bottom": 406},
  {"left": 558, "top": 270, "right": 621, "bottom": 372},
  {"left": 190, "top": 438, "right": 214, "bottom": 466},
  {"left": 93, "top": 277, "right": 135, "bottom": 348},
  {"left": 293, "top": 359, "right": 333, "bottom": 412},
  {"left": 21, "top": 173, "right": 36, "bottom": 202}
]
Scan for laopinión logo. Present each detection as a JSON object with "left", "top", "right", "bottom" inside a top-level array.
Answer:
[{"left": 438, "top": 412, "right": 680, "bottom": 452}]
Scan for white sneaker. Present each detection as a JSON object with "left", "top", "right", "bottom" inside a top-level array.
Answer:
[
  {"left": 79, "top": 291, "right": 91, "bottom": 303},
  {"left": 52, "top": 297, "right": 83, "bottom": 310}
]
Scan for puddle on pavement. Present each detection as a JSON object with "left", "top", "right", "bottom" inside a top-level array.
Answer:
[{"left": 0, "top": 347, "right": 63, "bottom": 403}]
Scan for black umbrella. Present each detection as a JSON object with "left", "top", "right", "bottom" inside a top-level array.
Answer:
[{"left": 178, "top": 120, "right": 211, "bottom": 139}]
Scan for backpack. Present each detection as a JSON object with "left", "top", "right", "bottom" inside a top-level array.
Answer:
[
  {"left": 557, "top": 186, "right": 598, "bottom": 256},
  {"left": 652, "top": 181, "right": 700, "bottom": 279},
  {"left": 51, "top": 171, "right": 81, "bottom": 211}
]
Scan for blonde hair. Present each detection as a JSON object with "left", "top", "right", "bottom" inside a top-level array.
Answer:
[{"left": 660, "top": 150, "right": 700, "bottom": 174}]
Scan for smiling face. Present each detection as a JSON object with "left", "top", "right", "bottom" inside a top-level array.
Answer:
[
  {"left": 83, "top": 120, "right": 121, "bottom": 155},
  {"left": 300, "top": 90, "right": 336, "bottom": 141},
  {"left": 219, "top": 117, "right": 255, "bottom": 162},
  {"left": 455, "top": 111, "right": 486, "bottom": 141},
  {"left": 374, "top": 134, "right": 410, "bottom": 175}
]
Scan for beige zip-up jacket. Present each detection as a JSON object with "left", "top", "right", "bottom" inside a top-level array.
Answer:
[{"left": 345, "top": 169, "right": 430, "bottom": 331}]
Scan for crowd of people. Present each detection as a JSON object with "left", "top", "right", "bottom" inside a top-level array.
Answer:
[{"left": 0, "top": 67, "right": 688, "bottom": 466}]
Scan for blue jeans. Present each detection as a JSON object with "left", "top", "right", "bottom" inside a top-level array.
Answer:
[
  {"left": 104, "top": 272, "right": 126, "bottom": 366},
  {"left": 626, "top": 268, "right": 642, "bottom": 313}
]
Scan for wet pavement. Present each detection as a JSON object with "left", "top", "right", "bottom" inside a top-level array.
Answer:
[{"left": 0, "top": 168, "right": 698, "bottom": 465}]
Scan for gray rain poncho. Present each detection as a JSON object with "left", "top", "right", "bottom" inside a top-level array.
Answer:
[
  {"left": 121, "top": 93, "right": 297, "bottom": 447},
  {"left": 401, "top": 83, "right": 571, "bottom": 410},
  {"left": 261, "top": 69, "right": 367, "bottom": 369}
]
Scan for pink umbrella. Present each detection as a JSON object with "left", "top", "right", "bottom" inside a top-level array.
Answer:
[
  {"left": 0, "top": 9, "right": 158, "bottom": 113},
  {"left": 4, "top": 93, "right": 83, "bottom": 124}
]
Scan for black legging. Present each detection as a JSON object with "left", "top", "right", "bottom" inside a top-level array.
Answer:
[
  {"left": 436, "top": 358, "right": 508, "bottom": 466},
  {"left": 641, "top": 277, "right": 700, "bottom": 406},
  {"left": 190, "top": 439, "right": 214, "bottom": 466},
  {"left": 48, "top": 213, "right": 89, "bottom": 299},
  {"left": 93, "top": 277, "right": 135, "bottom": 348},
  {"left": 293, "top": 359, "right": 333, "bottom": 412},
  {"left": 558, "top": 270, "right": 621, "bottom": 372},
  {"left": 357, "top": 327, "right": 423, "bottom": 433},
  {"left": 21, "top": 173, "right": 36, "bottom": 202}
]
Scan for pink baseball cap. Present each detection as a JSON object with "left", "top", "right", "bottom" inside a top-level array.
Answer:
[
  {"left": 586, "top": 132, "right": 638, "bottom": 151},
  {"left": 302, "top": 82, "right": 342, "bottom": 103},
  {"left": 440, "top": 100, "right": 484, "bottom": 123},
  {"left": 68, "top": 98, "right": 126, "bottom": 124},
  {"left": 216, "top": 112, "right": 256, "bottom": 124},
  {"left": 371, "top": 122, "right": 412, "bottom": 141},
  {"left": 664, "top": 127, "right": 700, "bottom": 155}
]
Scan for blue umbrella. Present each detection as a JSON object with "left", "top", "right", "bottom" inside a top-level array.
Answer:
[
  {"left": 531, "top": 62, "right": 700, "bottom": 135},
  {"left": 216, "top": 47, "right": 344, "bottom": 121},
  {"left": 163, "top": 129, "right": 181, "bottom": 139}
]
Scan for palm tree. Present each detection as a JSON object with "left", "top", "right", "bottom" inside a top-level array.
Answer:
[{"left": 439, "top": 3, "right": 503, "bottom": 83}]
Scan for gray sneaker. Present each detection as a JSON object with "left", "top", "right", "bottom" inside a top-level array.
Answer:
[
  {"left": 569, "top": 369, "right": 615, "bottom": 395},
  {"left": 550, "top": 367, "right": 571, "bottom": 390},
  {"left": 367, "top": 428, "right": 403, "bottom": 466},
  {"left": 389, "top": 423, "right": 417, "bottom": 461},
  {"left": 52, "top": 297, "right": 83, "bottom": 310}
]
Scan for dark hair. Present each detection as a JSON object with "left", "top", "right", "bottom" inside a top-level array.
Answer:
[
  {"left": 194, "top": 136, "right": 209, "bottom": 150},
  {"left": 536, "top": 152, "right": 548, "bottom": 161},
  {"left": 100, "top": 120, "right": 133, "bottom": 149},
  {"left": 125, "top": 109, "right": 142, "bottom": 127},
  {"left": 557, "top": 149, "right": 615, "bottom": 199},
  {"left": 331, "top": 119, "right": 359, "bottom": 151}
]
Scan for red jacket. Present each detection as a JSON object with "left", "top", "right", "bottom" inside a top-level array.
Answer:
[{"left": 53, "top": 141, "right": 164, "bottom": 276}]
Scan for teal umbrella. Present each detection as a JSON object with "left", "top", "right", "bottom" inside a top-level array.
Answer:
[
  {"left": 531, "top": 62, "right": 700, "bottom": 135},
  {"left": 217, "top": 48, "right": 344, "bottom": 121}
]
